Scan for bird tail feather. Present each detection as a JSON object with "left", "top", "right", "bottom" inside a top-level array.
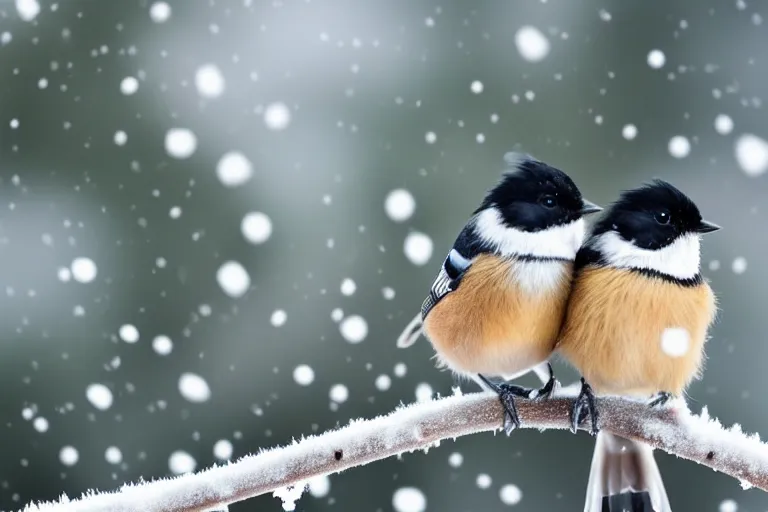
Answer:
[
  {"left": 396, "top": 312, "right": 423, "bottom": 348},
  {"left": 583, "top": 432, "right": 672, "bottom": 512}
]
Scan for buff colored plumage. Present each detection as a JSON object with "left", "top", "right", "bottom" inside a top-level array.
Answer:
[
  {"left": 555, "top": 179, "right": 721, "bottom": 512},
  {"left": 557, "top": 266, "right": 716, "bottom": 397},
  {"left": 425, "top": 254, "right": 573, "bottom": 377}
]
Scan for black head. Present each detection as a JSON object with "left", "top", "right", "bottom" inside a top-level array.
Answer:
[
  {"left": 476, "top": 152, "right": 601, "bottom": 232},
  {"left": 592, "top": 179, "right": 720, "bottom": 250}
]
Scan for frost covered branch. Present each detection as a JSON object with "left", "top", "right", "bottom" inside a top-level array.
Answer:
[{"left": 21, "top": 390, "right": 768, "bottom": 512}]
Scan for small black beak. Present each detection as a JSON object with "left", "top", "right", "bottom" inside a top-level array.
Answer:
[
  {"left": 579, "top": 199, "right": 603, "bottom": 215},
  {"left": 696, "top": 219, "right": 721, "bottom": 234}
]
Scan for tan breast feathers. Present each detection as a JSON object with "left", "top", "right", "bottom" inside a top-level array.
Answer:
[
  {"left": 556, "top": 267, "right": 717, "bottom": 397},
  {"left": 423, "top": 254, "right": 573, "bottom": 376}
]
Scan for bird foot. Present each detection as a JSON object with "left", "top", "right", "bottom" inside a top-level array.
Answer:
[
  {"left": 648, "top": 391, "right": 673, "bottom": 408},
  {"left": 477, "top": 374, "right": 535, "bottom": 435},
  {"left": 525, "top": 363, "right": 558, "bottom": 402},
  {"left": 571, "top": 377, "right": 599, "bottom": 436}
]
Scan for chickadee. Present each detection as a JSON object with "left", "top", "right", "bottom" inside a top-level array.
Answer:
[
  {"left": 398, "top": 152, "right": 602, "bottom": 430},
  {"left": 555, "top": 179, "right": 720, "bottom": 512}
]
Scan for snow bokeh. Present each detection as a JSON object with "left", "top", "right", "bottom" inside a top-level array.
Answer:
[
  {"left": 293, "top": 365, "right": 315, "bottom": 386},
  {"left": 339, "top": 315, "right": 368, "bottom": 343},
  {"left": 403, "top": 232, "right": 433, "bottom": 266},
  {"left": 514, "top": 26, "right": 550, "bottom": 62},
  {"left": 668, "top": 135, "right": 691, "bottom": 158},
  {"left": 470, "top": 80, "right": 484, "bottom": 94},
  {"left": 149, "top": 2, "right": 171, "bottom": 23},
  {"left": 15, "top": 0, "right": 40, "bottom": 22},
  {"left": 647, "top": 49, "right": 666, "bottom": 69},
  {"left": 339, "top": 278, "right": 356, "bottom": 296},
  {"left": 660, "top": 328, "right": 691, "bottom": 358},
  {"left": 241, "top": 212, "right": 273, "bottom": 244},
  {"left": 195, "top": 64, "right": 225, "bottom": 99},
  {"left": 622, "top": 124, "right": 638, "bottom": 140},
  {"left": 732, "top": 257, "right": 748, "bottom": 274},
  {"left": 476, "top": 473, "right": 492, "bottom": 489},
  {"left": 70, "top": 258, "right": 97, "bottom": 283},
  {"left": 104, "top": 447, "right": 122, "bottom": 465},
  {"left": 213, "top": 439, "right": 233, "bottom": 460},
  {"left": 120, "top": 77, "right": 139, "bottom": 95},
  {"left": 375, "top": 374, "right": 392, "bottom": 391},
  {"left": 385, "top": 189, "right": 416, "bottom": 223},
  {"left": 216, "top": 261, "right": 251, "bottom": 297},
  {"left": 152, "top": 335, "right": 173, "bottom": 355},
  {"left": 164, "top": 128, "right": 197, "bottom": 159},
  {"left": 59, "top": 446, "right": 79, "bottom": 467},
  {"left": 329, "top": 384, "right": 349, "bottom": 403},
  {"left": 714, "top": 115, "right": 734, "bottom": 135},
  {"left": 85, "top": 384, "right": 114, "bottom": 411},
  {"left": 264, "top": 102, "right": 291, "bottom": 130},
  {"left": 448, "top": 452, "right": 463, "bottom": 468},
  {"left": 392, "top": 487, "right": 426, "bottom": 512},
  {"left": 216, "top": 151, "right": 253, "bottom": 187},
  {"left": 178, "top": 373, "right": 212, "bottom": 403},
  {"left": 33, "top": 417, "right": 49, "bottom": 433},
  {"left": 499, "top": 484, "right": 523, "bottom": 505},
  {"left": 734, "top": 134, "right": 768, "bottom": 177},
  {"left": 118, "top": 324, "right": 139, "bottom": 343},
  {"left": 270, "top": 309, "right": 287, "bottom": 327},
  {"left": 169, "top": 451, "right": 196, "bottom": 474},
  {"left": 113, "top": 130, "right": 128, "bottom": 146}
]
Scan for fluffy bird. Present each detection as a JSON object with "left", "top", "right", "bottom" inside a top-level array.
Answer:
[
  {"left": 397, "top": 152, "right": 602, "bottom": 430},
  {"left": 556, "top": 179, "right": 720, "bottom": 512}
]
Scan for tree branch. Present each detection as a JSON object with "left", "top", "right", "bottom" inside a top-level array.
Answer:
[{"left": 20, "top": 390, "right": 768, "bottom": 512}]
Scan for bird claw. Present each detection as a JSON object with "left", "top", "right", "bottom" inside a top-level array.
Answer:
[
  {"left": 477, "top": 374, "right": 533, "bottom": 435},
  {"left": 570, "top": 378, "right": 599, "bottom": 436},
  {"left": 498, "top": 384, "right": 522, "bottom": 434},
  {"left": 533, "top": 374, "right": 558, "bottom": 402},
  {"left": 648, "top": 391, "right": 673, "bottom": 408},
  {"left": 526, "top": 363, "right": 558, "bottom": 402}
]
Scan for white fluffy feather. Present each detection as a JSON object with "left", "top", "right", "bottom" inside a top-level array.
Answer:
[
  {"left": 511, "top": 259, "right": 571, "bottom": 295},
  {"left": 591, "top": 231, "right": 701, "bottom": 280},
  {"left": 473, "top": 207, "right": 585, "bottom": 260}
]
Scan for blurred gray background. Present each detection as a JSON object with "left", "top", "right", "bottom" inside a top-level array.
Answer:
[{"left": 0, "top": 0, "right": 767, "bottom": 511}]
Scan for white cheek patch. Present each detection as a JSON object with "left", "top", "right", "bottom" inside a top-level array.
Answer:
[
  {"left": 592, "top": 231, "right": 701, "bottom": 280},
  {"left": 473, "top": 208, "right": 585, "bottom": 260}
]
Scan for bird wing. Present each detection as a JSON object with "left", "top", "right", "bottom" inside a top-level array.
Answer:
[
  {"left": 397, "top": 246, "right": 473, "bottom": 349},
  {"left": 397, "top": 223, "right": 487, "bottom": 347},
  {"left": 420, "top": 247, "right": 473, "bottom": 319}
]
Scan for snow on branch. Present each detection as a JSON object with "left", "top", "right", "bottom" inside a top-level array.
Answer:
[{"left": 19, "top": 390, "right": 768, "bottom": 512}]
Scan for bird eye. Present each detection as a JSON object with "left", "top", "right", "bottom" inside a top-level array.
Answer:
[
  {"left": 539, "top": 195, "right": 558, "bottom": 208},
  {"left": 654, "top": 210, "right": 671, "bottom": 225}
]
